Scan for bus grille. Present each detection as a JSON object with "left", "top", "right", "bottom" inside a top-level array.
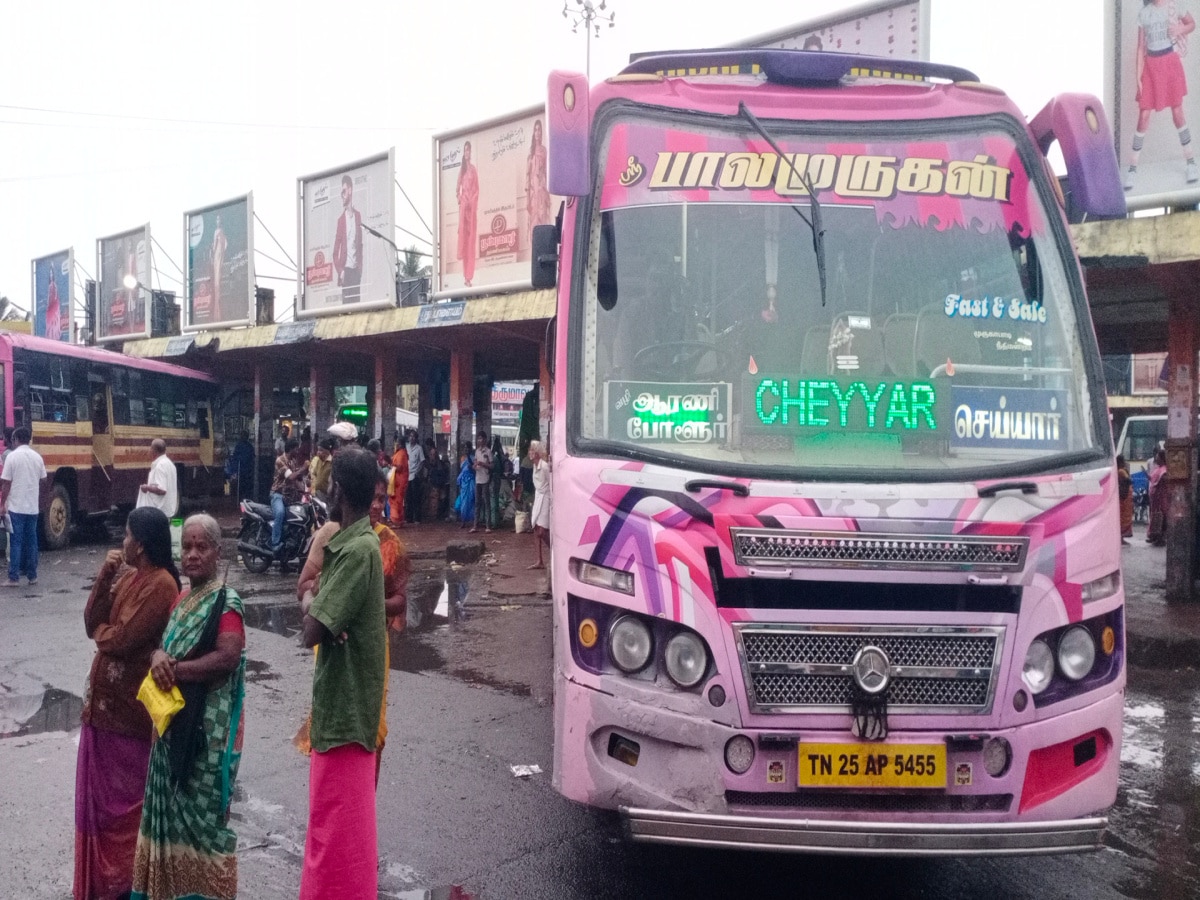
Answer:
[
  {"left": 736, "top": 625, "right": 1003, "bottom": 714},
  {"left": 730, "top": 528, "right": 1027, "bottom": 572}
]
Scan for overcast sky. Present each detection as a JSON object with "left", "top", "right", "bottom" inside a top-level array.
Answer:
[{"left": 0, "top": 0, "right": 1101, "bottom": 322}]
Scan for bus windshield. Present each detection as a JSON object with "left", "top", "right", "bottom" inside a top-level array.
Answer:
[{"left": 575, "top": 111, "right": 1102, "bottom": 478}]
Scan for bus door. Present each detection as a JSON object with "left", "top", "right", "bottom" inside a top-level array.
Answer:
[
  {"left": 89, "top": 366, "right": 113, "bottom": 469},
  {"left": 197, "top": 394, "right": 215, "bottom": 467}
]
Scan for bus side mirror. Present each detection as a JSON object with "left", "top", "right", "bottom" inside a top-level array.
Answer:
[
  {"left": 531, "top": 225, "right": 560, "bottom": 289},
  {"left": 1029, "top": 94, "right": 1126, "bottom": 223}
]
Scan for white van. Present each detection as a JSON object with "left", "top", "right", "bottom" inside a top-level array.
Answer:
[{"left": 1115, "top": 415, "right": 1166, "bottom": 474}]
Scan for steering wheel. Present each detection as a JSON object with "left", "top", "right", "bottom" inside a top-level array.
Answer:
[{"left": 630, "top": 341, "right": 730, "bottom": 381}]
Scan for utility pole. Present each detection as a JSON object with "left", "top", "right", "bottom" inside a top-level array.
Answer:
[{"left": 562, "top": 0, "right": 615, "bottom": 81}]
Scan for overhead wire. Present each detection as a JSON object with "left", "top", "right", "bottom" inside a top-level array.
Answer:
[
  {"left": 0, "top": 103, "right": 427, "bottom": 133},
  {"left": 255, "top": 247, "right": 297, "bottom": 272},
  {"left": 395, "top": 178, "right": 433, "bottom": 235},
  {"left": 254, "top": 211, "right": 297, "bottom": 269}
]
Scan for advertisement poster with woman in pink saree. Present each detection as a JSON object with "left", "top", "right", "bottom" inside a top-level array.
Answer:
[{"left": 435, "top": 108, "right": 560, "bottom": 297}]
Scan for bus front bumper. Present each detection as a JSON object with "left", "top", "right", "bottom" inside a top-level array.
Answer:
[{"left": 621, "top": 806, "right": 1106, "bottom": 856}]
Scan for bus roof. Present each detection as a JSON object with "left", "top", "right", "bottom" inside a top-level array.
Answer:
[{"left": 0, "top": 331, "right": 217, "bottom": 384}]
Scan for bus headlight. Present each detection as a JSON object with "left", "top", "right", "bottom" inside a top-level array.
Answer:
[
  {"left": 724, "top": 735, "right": 755, "bottom": 775},
  {"left": 1022, "top": 640, "right": 1055, "bottom": 695},
  {"left": 1057, "top": 626, "right": 1096, "bottom": 681},
  {"left": 609, "top": 615, "right": 653, "bottom": 673},
  {"left": 664, "top": 632, "right": 708, "bottom": 688}
]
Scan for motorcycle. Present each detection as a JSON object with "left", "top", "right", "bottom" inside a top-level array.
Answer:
[{"left": 237, "top": 493, "right": 327, "bottom": 574}]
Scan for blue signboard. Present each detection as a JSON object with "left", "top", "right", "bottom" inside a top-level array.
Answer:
[
  {"left": 951, "top": 386, "right": 1068, "bottom": 451},
  {"left": 418, "top": 301, "right": 466, "bottom": 328}
]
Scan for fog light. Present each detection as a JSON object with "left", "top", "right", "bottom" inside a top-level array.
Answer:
[
  {"left": 983, "top": 737, "right": 1012, "bottom": 777},
  {"left": 578, "top": 618, "right": 598, "bottom": 649},
  {"left": 1022, "top": 640, "right": 1054, "bottom": 695},
  {"left": 608, "top": 733, "right": 640, "bottom": 767},
  {"left": 708, "top": 684, "right": 726, "bottom": 707},
  {"left": 724, "top": 735, "right": 755, "bottom": 775},
  {"left": 1057, "top": 626, "right": 1096, "bottom": 681}
]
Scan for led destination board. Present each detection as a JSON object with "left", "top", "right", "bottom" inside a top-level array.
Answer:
[{"left": 751, "top": 378, "right": 938, "bottom": 432}]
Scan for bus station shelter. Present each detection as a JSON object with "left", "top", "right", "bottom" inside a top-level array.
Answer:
[{"left": 1076, "top": 209, "right": 1200, "bottom": 603}]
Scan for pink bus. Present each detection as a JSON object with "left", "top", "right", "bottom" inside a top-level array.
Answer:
[{"left": 532, "top": 50, "right": 1128, "bottom": 855}]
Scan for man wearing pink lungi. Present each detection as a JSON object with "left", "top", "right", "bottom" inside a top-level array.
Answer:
[{"left": 299, "top": 447, "right": 386, "bottom": 899}]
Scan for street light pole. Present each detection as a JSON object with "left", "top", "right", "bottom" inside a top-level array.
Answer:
[{"left": 562, "top": 0, "right": 615, "bottom": 81}]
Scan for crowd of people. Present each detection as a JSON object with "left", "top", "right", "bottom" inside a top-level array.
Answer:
[{"left": 70, "top": 419, "right": 550, "bottom": 899}]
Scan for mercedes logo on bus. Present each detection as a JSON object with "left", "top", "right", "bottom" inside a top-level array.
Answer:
[{"left": 851, "top": 646, "right": 891, "bottom": 695}]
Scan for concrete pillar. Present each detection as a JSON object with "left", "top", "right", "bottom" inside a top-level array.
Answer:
[
  {"left": 252, "top": 363, "right": 263, "bottom": 502},
  {"left": 1163, "top": 283, "right": 1199, "bottom": 603},
  {"left": 475, "top": 374, "right": 493, "bottom": 439},
  {"left": 309, "top": 365, "right": 334, "bottom": 441},
  {"left": 373, "top": 352, "right": 398, "bottom": 449},
  {"left": 449, "top": 347, "right": 474, "bottom": 458},
  {"left": 418, "top": 377, "right": 434, "bottom": 445}
]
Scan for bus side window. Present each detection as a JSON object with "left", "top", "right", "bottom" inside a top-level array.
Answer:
[
  {"left": 12, "top": 365, "right": 27, "bottom": 428},
  {"left": 198, "top": 399, "right": 211, "bottom": 439},
  {"left": 73, "top": 361, "right": 90, "bottom": 424},
  {"left": 89, "top": 366, "right": 109, "bottom": 434},
  {"left": 111, "top": 369, "right": 130, "bottom": 426}
]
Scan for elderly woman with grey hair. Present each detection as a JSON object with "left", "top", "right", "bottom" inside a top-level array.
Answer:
[{"left": 131, "top": 513, "right": 246, "bottom": 900}]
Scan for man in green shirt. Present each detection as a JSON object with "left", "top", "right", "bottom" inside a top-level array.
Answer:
[{"left": 299, "top": 446, "right": 384, "bottom": 899}]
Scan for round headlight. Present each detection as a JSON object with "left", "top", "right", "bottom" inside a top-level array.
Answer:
[
  {"left": 664, "top": 632, "right": 708, "bottom": 688},
  {"left": 1057, "top": 626, "right": 1096, "bottom": 681},
  {"left": 609, "top": 615, "right": 653, "bottom": 673},
  {"left": 724, "top": 735, "right": 755, "bottom": 775},
  {"left": 1022, "top": 640, "right": 1055, "bottom": 695}
]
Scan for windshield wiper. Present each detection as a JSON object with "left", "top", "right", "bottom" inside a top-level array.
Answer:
[
  {"left": 685, "top": 478, "right": 750, "bottom": 497},
  {"left": 977, "top": 481, "right": 1039, "bottom": 498},
  {"left": 737, "top": 102, "right": 827, "bottom": 307}
]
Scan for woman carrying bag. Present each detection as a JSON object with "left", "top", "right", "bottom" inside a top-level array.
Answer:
[
  {"left": 75, "top": 507, "right": 180, "bottom": 900},
  {"left": 131, "top": 514, "right": 246, "bottom": 900}
]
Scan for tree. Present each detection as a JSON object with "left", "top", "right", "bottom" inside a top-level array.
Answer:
[{"left": 401, "top": 245, "right": 430, "bottom": 279}]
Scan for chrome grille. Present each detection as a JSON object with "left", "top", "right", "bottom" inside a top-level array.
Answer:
[
  {"left": 731, "top": 528, "right": 1027, "bottom": 572},
  {"left": 736, "top": 625, "right": 1003, "bottom": 714}
]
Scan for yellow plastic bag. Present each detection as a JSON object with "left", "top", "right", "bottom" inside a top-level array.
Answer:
[{"left": 137, "top": 671, "right": 185, "bottom": 737}]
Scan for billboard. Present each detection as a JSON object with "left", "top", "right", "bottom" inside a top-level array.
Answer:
[
  {"left": 435, "top": 106, "right": 559, "bottom": 298},
  {"left": 31, "top": 249, "right": 73, "bottom": 342},
  {"left": 1106, "top": 0, "right": 1200, "bottom": 210},
  {"left": 96, "top": 225, "right": 151, "bottom": 344},
  {"left": 185, "top": 194, "right": 254, "bottom": 331},
  {"left": 733, "top": 0, "right": 929, "bottom": 57},
  {"left": 298, "top": 150, "right": 396, "bottom": 318}
]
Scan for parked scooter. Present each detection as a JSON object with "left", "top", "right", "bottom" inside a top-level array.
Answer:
[{"left": 237, "top": 493, "right": 327, "bottom": 574}]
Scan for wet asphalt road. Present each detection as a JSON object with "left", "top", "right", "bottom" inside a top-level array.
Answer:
[{"left": 1, "top": 530, "right": 1198, "bottom": 899}]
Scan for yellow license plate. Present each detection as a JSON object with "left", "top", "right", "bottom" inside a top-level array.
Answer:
[{"left": 798, "top": 743, "right": 946, "bottom": 789}]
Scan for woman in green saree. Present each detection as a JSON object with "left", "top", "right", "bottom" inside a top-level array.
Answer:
[{"left": 132, "top": 513, "right": 246, "bottom": 900}]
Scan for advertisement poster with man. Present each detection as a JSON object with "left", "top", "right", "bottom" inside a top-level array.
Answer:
[
  {"left": 734, "top": 0, "right": 928, "bottom": 57},
  {"left": 298, "top": 151, "right": 396, "bottom": 317},
  {"left": 435, "top": 107, "right": 558, "bottom": 297},
  {"left": 1108, "top": 0, "right": 1200, "bottom": 210},
  {"left": 96, "top": 225, "right": 150, "bottom": 344},
  {"left": 185, "top": 194, "right": 254, "bottom": 330},
  {"left": 31, "top": 249, "right": 73, "bottom": 342}
]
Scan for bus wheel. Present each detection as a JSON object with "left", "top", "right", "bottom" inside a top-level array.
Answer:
[{"left": 43, "top": 484, "right": 72, "bottom": 550}]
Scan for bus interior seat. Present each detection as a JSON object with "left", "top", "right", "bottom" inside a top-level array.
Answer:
[
  {"left": 836, "top": 313, "right": 885, "bottom": 378},
  {"left": 800, "top": 324, "right": 830, "bottom": 375},
  {"left": 882, "top": 313, "right": 919, "bottom": 378},
  {"left": 915, "top": 303, "right": 982, "bottom": 377}
]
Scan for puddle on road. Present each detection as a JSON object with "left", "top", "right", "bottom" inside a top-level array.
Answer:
[
  {"left": 244, "top": 659, "right": 279, "bottom": 683},
  {"left": 1110, "top": 669, "right": 1200, "bottom": 900},
  {"left": 0, "top": 687, "right": 82, "bottom": 738},
  {"left": 242, "top": 568, "right": 477, "bottom": 640}
]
